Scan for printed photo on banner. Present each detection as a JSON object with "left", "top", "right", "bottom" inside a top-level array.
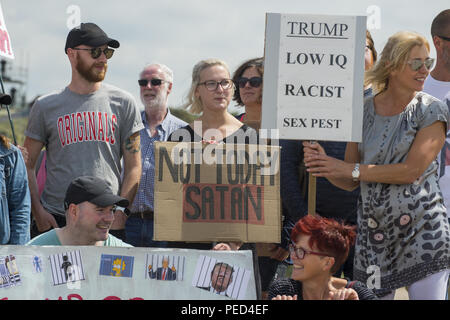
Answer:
[
  {"left": 99, "top": 254, "right": 134, "bottom": 278},
  {"left": 0, "top": 255, "right": 21, "bottom": 289},
  {"left": 145, "top": 254, "right": 185, "bottom": 281},
  {"left": 49, "top": 250, "right": 85, "bottom": 286},
  {"left": 192, "top": 255, "right": 251, "bottom": 300}
]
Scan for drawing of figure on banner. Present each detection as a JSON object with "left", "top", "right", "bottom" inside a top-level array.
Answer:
[
  {"left": 192, "top": 255, "right": 251, "bottom": 299},
  {"left": 32, "top": 256, "right": 43, "bottom": 274},
  {"left": 49, "top": 251, "right": 85, "bottom": 286},
  {"left": 99, "top": 254, "right": 134, "bottom": 278},
  {"left": 146, "top": 254, "right": 185, "bottom": 281},
  {"left": 61, "top": 255, "right": 73, "bottom": 281}
]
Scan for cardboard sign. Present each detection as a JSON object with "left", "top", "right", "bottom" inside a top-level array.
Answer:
[
  {"left": 0, "top": 4, "right": 14, "bottom": 60},
  {"left": 154, "top": 142, "right": 281, "bottom": 243},
  {"left": 262, "top": 13, "right": 366, "bottom": 142},
  {"left": 0, "top": 246, "right": 256, "bottom": 300}
]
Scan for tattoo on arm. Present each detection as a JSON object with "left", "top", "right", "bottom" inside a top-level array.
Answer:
[{"left": 125, "top": 132, "right": 140, "bottom": 154}]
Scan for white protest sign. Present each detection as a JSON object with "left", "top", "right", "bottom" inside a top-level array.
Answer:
[
  {"left": 0, "top": 4, "right": 14, "bottom": 60},
  {"left": 0, "top": 246, "right": 256, "bottom": 300},
  {"left": 262, "top": 13, "right": 366, "bottom": 142}
]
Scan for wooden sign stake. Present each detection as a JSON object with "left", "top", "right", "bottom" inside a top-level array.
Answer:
[{"left": 308, "top": 141, "right": 317, "bottom": 216}]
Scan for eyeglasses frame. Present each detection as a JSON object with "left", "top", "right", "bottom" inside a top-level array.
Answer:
[
  {"left": 289, "top": 244, "right": 331, "bottom": 260},
  {"left": 406, "top": 57, "right": 435, "bottom": 71},
  {"left": 71, "top": 47, "right": 115, "bottom": 59},
  {"left": 138, "top": 78, "right": 169, "bottom": 87},
  {"left": 198, "top": 79, "right": 234, "bottom": 91},
  {"left": 236, "top": 76, "right": 263, "bottom": 89}
]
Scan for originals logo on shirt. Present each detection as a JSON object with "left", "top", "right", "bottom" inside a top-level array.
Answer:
[{"left": 57, "top": 111, "right": 118, "bottom": 147}]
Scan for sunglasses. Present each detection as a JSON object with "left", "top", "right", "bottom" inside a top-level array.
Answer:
[
  {"left": 438, "top": 35, "right": 450, "bottom": 42},
  {"left": 199, "top": 79, "right": 234, "bottom": 91},
  {"left": 237, "top": 77, "right": 263, "bottom": 89},
  {"left": 289, "top": 244, "right": 330, "bottom": 260},
  {"left": 138, "top": 79, "right": 168, "bottom": 87},
  {"left": 72, "top": 47, "right": 115, "bottom": 59},
  {"left": 406, "top": 58, "right": 435, "bottom": 71}
]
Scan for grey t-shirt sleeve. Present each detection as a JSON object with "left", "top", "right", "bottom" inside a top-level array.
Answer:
[
  {"left": 120, "top": 94, "right": 144, "bottom": 144},
  {"left": 25, "top": 98, "right": 47, "bottom": 143}
]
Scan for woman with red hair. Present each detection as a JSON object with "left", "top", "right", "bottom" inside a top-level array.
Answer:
[{"left": 268, "top": 215, "right": 378, "bottom": 300}]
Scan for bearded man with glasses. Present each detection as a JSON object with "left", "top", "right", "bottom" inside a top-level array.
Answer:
[
  {"left": 123, "top": 64, "right": 186, "bottom": 247},
  {"left": 24, "top": 23, "right": 144, "bottom": 241}
]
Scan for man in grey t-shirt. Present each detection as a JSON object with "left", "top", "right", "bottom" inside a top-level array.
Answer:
[{"left": 24, "top": 23, "right": 143, "bottom": 239}]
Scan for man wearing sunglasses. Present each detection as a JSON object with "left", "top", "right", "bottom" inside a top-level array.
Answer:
[
  {"left": 423, "top": 10, "right": 450, "bottom": 298},
  {"left": 24, "top": 23, "right": 144, "bottom": 241},
  {"left": 424, "top": 10, "right": 450, "bottom": 215},
  {"left": 124, "top": 64, "right": 186, "bottom": 247}
]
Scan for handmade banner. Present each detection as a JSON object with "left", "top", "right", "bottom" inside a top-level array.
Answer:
[
  {"left": 0, "top": 4, "right": 14, "bottom": 60},
  {"left": 154, "top": 142, "right": 281, "bottom": 243},
  {"left": 0, "top": 245, "right": 256, "bottom": 300},
  {"left": 262, "top": 13, "right": 366, "bottom": 142}
]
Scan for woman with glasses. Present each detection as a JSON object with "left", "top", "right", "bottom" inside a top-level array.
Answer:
[
  {"left": 278, "top": 31, "right": 377, "bottom": 283},
  {"left": 232, "top": 57, "right": 264, "bottom": 130},
  {"left": 268, "top": 215, "right": 378, "bottom": 300},
  {"left": 303, "top": 31, "right": 450, "bottom": 300},
  {"left": 169, "top": 58, "right": 257, "bottom": 145},
  {"left": 168, "top": 58, "right": 261, "bottom": 297}
]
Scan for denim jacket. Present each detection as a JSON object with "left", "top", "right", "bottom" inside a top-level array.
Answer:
[{"left": 0, "top": 143, "right": 31, "bottom": 244}]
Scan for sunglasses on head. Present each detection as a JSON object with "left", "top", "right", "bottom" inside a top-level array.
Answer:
[
  {"left": 406, "top": 57, "right": 435, "bottom": 71},
  {"left": 72, "top": 47, "right": 115, "bottom": 59},
  {"left": 138, "top": 78, "right": 167, "bottom": 87},
  {"left": 237, "top": 77, "right": 262, "bottom": 89}
]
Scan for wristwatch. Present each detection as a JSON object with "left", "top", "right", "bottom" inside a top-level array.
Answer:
[
  {"left": 352, "top": 163, "right": 360, "bottom": 181},
  {"left": 115, "top": 206, "right": 131, "bottom": 217}
]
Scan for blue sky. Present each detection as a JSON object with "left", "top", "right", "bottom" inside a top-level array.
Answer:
[{"left": 1, "top": 0, "right": 448, "bottom": 112}]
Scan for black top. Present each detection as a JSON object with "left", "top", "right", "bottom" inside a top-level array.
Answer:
[
  {"left": 280, "top": 139, "right": 360, "bottom": 226},
  {"left": 268, "top": 278, "right": 379, "bottom": 300},
  {"left": 168, "top": 124, "right": 258, "bottom": 145}
]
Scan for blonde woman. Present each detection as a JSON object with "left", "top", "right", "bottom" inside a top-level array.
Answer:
[
  {"left": 170, "top": 58, "right": 257, "bottom": 145},
  {"left": 168, "top": 58, "right": 261, "bottom": 298},
  {"left": 303, "top": 31, "right": 450, "bottom": 299}
]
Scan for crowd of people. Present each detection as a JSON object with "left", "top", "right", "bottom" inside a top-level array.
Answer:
[{"left": 0, "top": 9, "right": 450, "bottom": 300}]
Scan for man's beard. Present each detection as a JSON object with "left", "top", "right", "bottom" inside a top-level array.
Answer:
[
  {"left": 76, "top": 56, "right": 107, "bottom": 83},
  {"left": 141, "top": 90, "right": 168, "bottom": 111}
]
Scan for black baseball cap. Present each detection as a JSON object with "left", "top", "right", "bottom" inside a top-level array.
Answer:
[
  {"left": 64, "top": 176, "right": 129, "bottom": 210},
  {"left": 65, "top": 23, "right": 120, "bottom": 53},
  {"left": 0, "top": 94, "right": 12, "bottom": 105}
]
